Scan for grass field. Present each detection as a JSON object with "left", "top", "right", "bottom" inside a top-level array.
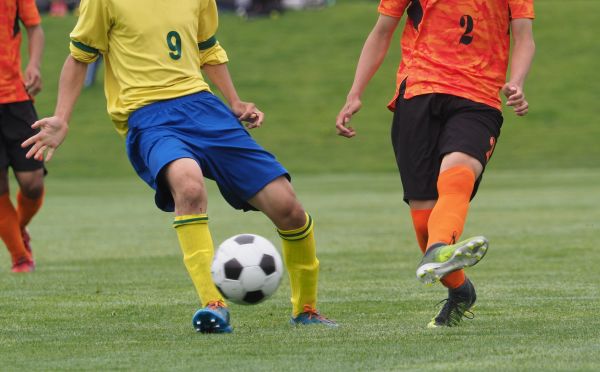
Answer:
[
  {"left": 1, "top": 170, "right": 600, "bottom": 370},
  {"left": 2, "top": 0, "right": 600, "bottom": 370}
]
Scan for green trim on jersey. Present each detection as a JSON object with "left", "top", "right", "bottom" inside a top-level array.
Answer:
[
  {"left": 198, "top": 36, "right": 217, "bottom": 50},
  {"left": 71, "top": 40, "right": 99, "bottom": 54}
]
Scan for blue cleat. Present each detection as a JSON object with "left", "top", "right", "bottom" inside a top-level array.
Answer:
[
  {"left": 192, "top": 301, "right": 232, "bottom": 334},
  {"left": 290, "top": 305, "right": 338, "bottom": 328}
]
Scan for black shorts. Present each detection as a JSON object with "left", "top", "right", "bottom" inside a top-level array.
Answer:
[
  {"left": 391, "top": 83, "right": 503, "bottom": 203},
  {"left": 0, "top": 101, "right": 45, "bottom": 172}
]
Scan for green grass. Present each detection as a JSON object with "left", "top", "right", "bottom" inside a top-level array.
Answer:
[
  {"left": 4, "top": 0, "right": 599, "bottom": 370},
  {"left": 1, "top": 170, "right": 599, "bottom": 370},
  {"left": 29, "top": 0, "right": 600, "bottom": 178}
]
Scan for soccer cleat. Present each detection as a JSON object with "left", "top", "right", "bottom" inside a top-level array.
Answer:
[
  {"left": 416, "top": 236, "right": 488, "bottom": 284},
  {"left": 11, "top": 257, "right": 35, "bottom": 273},
  {"left": 290, "top": 305, "right": 339, "bottom": 327},
  {"left": 192, "top": 300, "right": 232, "bottom": 334},
  {"left": 428, "top": 278, "right": 476, "bottom": 328}
]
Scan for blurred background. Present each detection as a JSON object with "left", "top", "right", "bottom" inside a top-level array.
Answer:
[{"left": 29, "top": 0, "right": 599, "bottom": 179}]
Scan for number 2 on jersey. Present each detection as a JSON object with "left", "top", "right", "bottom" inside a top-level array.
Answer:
[
  {"left": 459, "top": 15, "right": 474, "bottom": 45},
  {"left": 167, "top": 31, "right": 182, "bottom": 60}
]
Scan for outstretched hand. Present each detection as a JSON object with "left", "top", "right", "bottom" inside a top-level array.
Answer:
[
  {"left": 21, "top": 116, "right": 69, "bottom": 162},
  {"left": 232, "top": 101, "right": 264, "bottom": 129},
  {"left": 336, "top": 96, "right": 361, "bottom": 138},
  {"left": 502, "top": 83, "right": 529, "bottom": 116}
]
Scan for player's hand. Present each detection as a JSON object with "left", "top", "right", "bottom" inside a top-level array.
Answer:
[
  {"left": 502, "top": 83, "right": 529, "bottom": 116},
  {"left": 21, "top": 116, "right": 69, "bottom": 162},
  {"left": 24, "top": 64, "right": 42, "bottom": 96},
  {"left": 336, "top": 96, "right": 361, "bottom": 138},
  {"left": 232, "top": 101, "right": 264, "bottom": 129}
]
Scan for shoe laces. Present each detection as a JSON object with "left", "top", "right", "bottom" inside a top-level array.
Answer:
[
  {"left": 302, "top": 304, "right": 320, "bottom": 319},
  {"left": 300, "top": 304, "right": 336, "bottom": 324},
  {"left": 434, "top": 298, "right": 474, "bottom": 326},
  {"left": 207, "top": 300, "right": 227, "bottom": 310}
]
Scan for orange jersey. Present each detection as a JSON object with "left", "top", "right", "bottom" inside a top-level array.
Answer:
[
  {"left": 378, "top": 0, "right": 535, "bottom": 110},
  {"left": 0, "top": 0, "right": 41, "bottom": 104}
]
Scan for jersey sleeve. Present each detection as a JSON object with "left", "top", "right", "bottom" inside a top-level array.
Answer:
[
  {"left": 197, "top": 0, "right": 229, "bottom": 66},
  {"left": 69, "top": 0, "right": 111, "bottom": 63},
  {"left": 509, "top": 0, "right": 535, "bottom": 19},
  {"left": 17, "top": 0, "right": 41, "bottom": 27},
  {"left": 378, "top": 0, "right": 410, "bottom": 18}
]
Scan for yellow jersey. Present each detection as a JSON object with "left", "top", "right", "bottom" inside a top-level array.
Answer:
[{"left": 70, "top": 0, "right": 228, "bottom": 135}]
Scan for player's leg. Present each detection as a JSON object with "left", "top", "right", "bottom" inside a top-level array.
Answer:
[
  {"left": 14, "top": 169, "right": 45, "bottom": 253},
  {"left": 392, "top": 91, "right": 485, "bottom": 327},
  {"left": 248, "top": 176, "right": 337, "bottom": 327},
  {"left": 416, "top": 152, "right": 482, "bottom": 327},
  {"left": 417, "top": 97, "right": 502, "bottom": 327},
  {"left": 416, "top": 98, "right": 502, "bottom": 285},
  {"left": 0, "top": 167, "right": 32, "bottom": 271},
  {"left": 162, "top": 158, "right": 231, "bottom": 333},
  {"left": 125, "top": 96, "right": 233, "bottom": 333},
  {"left": 0, "top": 102, "right": 39, "bottom": 272}
]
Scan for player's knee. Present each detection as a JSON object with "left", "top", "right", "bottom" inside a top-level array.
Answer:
[
  {"left": 277, "top": 199, "right": 306, "bottom": 230},
  {"left": 20, "top": 181, "right": 44, "bottom": 199},
  {"left": 173, "top": 180, "right": 206, "bottom": 211}
]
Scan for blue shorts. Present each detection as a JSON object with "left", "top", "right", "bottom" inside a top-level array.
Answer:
[{"left": 126, "top": 91, "right": 289, "bottom": 212}]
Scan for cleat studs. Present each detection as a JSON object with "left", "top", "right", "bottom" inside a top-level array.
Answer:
[
  {"left": 196, "top": 321, "right": 201, "bottom": 325},
  {"left": 210, "top": 318, "right": 216, "bottom": 323}
]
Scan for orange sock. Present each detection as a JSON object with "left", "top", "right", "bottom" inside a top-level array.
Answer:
[
  {"left": 0, "top": 193, "right": 31, "bottom": 263},
  {"left": 410, "top": 209, "right": 432, "bottom": 254},
  {"left": 441, "top": 270, "right": 466, "bottom": 289},
  {"left": 427, "top": 166, "right": 475, "bottom": 247},
  {"left": 17, "top": 188, "right": 44, "bottom": 229},
  {"left": 426, "top": 166, "right": 475, "bottom": 289}
]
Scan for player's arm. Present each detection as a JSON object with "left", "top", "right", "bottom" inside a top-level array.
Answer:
[
  {"left": 198, "top": 0, "right": 262, "bottom": 128},
  {"left": 202, "top": 64, "right": 263, "bottom": 129},
  {"left": 24, "top": 24, "right": 44, "bottom": 96},
  {"left": 336, "top": 14, "right": 400, "bottom": 138},
  {"left": 21, "top": 56, "right": 88, "bottom": 161},
  {"left": 502, "top": 18, "right": 535, "bottom": 116},
  {"left": 21, "top": 0, "right": 109, "bottom": 161}
]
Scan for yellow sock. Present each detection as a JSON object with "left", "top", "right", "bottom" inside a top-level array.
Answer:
[
  {"left": 278, "top": 213, "right": 319, "bottom": 316},
  {"left": 173, "top": 214, "right": 224, "bottom": 307}
]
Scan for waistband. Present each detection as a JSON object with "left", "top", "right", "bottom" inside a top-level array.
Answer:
[{"left": 129, "top": 90, "right": 212, "bottom": 124}]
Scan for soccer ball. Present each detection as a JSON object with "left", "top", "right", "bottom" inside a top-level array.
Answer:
[{"left": 211, "top": 234, "right": 284, "bottom": 305}]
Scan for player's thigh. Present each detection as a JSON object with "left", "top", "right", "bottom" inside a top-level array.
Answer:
[
  {"left": 14, "top": 169, "right": 45, "bottom": 199},
  {"left": 0, "top": 168, "right": 8, "bottom": 195},
  {"left": 391, "top": 92, "right": 443, "bottom": 202},
  {"left": 440, "top": 152, "right": 483, "bottom": 177},
  {"left": 2, "top": 101, "right": 44, "bottom": 175},
  {"left": 162, "top": 158, "right": 207, "bottom": 207},
  {"left": 248, "top": 176, "right": 306, "bottom": 230},
  {"left": 439, "top": 98, "right": 502, "bottom": 173}
]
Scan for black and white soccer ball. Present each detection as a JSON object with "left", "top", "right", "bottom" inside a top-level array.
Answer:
[{"left": 211, "top": 234, "right": 283, "bottom": 305}]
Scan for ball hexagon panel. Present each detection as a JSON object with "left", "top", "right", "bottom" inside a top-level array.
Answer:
[
  {"left": 243, "top": 290, "right": 265, "bottom": 304},
  {"left": 259, "top": 254, "right": 276, "bottom": 276},
  {"left": 223, "top": 258, "right": 244, "bottom": 280}
]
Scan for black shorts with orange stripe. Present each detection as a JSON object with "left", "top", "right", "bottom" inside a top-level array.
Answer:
[{"left": 391, "top": 82, "right": 503, "bottom": 203}]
